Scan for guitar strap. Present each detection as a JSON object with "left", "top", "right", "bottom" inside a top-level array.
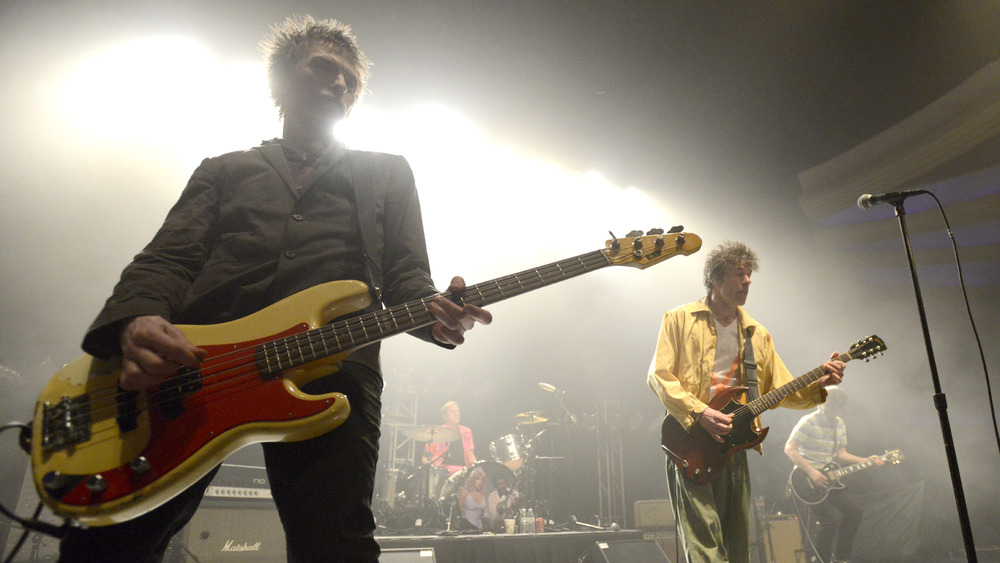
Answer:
[
  {"left": 742, "top": 325, "right": 759, "bottom": 401},
  {"left": 345, "top": 156, "right": 383, "bottom": 302}
]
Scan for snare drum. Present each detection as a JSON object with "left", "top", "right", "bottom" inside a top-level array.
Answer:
[{"left": 490, "top": 434, "right": 527, "bottom": 470}]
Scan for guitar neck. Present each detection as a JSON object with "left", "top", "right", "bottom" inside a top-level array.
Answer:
[
  {"left": 260, "top": 249, "right": 612, "bottom": 374},
  {"left": 828, "top": 459, "right": 873, "bottom": 480},
  {"left": 745, "top": 351, "right": 852, "bottom": 416}
]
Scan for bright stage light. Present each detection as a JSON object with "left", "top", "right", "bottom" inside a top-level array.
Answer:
[
  {"left": 53, "top": 36, "right": 277, "bottom": 158},
  {"left": 49, "top": 36, "right": 670, "bottom": 265},
  {"left": 340, "top": 103, "right": 667, "bottom": 267}
]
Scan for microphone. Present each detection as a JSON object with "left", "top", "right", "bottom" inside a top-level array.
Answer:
[
  {"left": 538, "top": 382, "right": 565, "bottom": 395},
  {"left": 857, "top": 189, "right": 927, "bottom": 210}
]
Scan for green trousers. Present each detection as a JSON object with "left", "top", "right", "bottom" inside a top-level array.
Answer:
[{"left": 666, "top": 451, "right": 751, "bottom": 563}]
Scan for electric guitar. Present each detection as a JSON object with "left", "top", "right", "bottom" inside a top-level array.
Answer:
[
  {"left": 31, "top": 229, "right": 701, "bottom": 526},
  {"left": 660, "top": 335, "right": 886, "bottom": 483},
  {"left": 788, "top": 449, "right": 904, "bottom": 504}
]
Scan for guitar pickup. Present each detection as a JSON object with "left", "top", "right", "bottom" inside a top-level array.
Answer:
[
  {"left": 41, "top": 395, "right": 92, "bottom": 452},
  {"left": 116, "top": 389, "right": 140, "bottom": 433},
  {"left": 156, "top": 370, "right": 203, "bottom": 420}
]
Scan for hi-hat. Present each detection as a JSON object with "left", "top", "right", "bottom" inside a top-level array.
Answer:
[
  {"left": 513, "top": 411, "right": 548, "bottom": 425},
  {"left": 400, "top": 425, "right": 461, "bottom": 442}
]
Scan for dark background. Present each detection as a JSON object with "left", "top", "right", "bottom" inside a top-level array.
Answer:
[{"left": 2, "top": 1, "right": 998, "bottom": 560}]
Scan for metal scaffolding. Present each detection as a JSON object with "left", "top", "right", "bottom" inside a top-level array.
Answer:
[
  {"left": 385, "top": 389, "right": 418, "bottom": 468},
  {"left": 596, "top": 400, "right": 626, "bottom": 527}
]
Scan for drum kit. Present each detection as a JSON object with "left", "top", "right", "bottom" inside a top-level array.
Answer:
[{"left": 374, "top": 411, "right": 553, "bottom": 533}]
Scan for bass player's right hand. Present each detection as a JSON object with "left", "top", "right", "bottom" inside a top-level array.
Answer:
[{"left": 119, "top": 315, "right": 206, "bottom": 391}]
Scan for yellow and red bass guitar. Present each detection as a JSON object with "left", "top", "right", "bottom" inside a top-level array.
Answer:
[{"left": 32, "top": 229, "right": 701, "bottom": 526}]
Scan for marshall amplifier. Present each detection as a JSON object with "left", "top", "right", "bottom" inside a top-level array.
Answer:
[
  {"left": 203, "top": 462, "right": 273, "bottom": 503},
  {"left": 176, "top": 462, "right": 285, "bottom": 561}
]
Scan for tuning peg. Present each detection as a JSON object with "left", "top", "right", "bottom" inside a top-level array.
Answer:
[
  {"left": 626, "top": 230, "right": 644, "bottom": 237},
  {"left": 668, "top": 225, "right": 684, "bottom": 233},
  {"left": 608, "top": 231, "right": 620, "bottom": 250},
  {"left": 645, "top": 228, "right": 664, "bottom": 235}
]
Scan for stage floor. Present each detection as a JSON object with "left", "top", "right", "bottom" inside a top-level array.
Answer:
[{"left": 377, "top": 529, "right": 648, "bottom": 563}]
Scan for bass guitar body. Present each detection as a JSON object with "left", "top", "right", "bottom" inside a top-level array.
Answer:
[
  {"left": 660, "top": 385, "right": 769, "bottom": 484},
  {"left": 30, "top": 280, "right": 370, "bottom": 526}
]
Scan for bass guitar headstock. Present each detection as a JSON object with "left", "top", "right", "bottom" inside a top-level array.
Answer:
[{"left": 603, "top": 227, "right": 702, "bottom": 269}]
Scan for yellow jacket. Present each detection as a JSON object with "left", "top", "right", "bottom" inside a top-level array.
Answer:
[{"left": 647, "top": 298, "right": 825, "bottom": 432}]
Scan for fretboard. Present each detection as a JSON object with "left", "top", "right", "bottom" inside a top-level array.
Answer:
[
  {"left": 744, "top": 351, "right": 852, "bottom": 416},
  {"left": 829, "top": 458, "right": 877, "bottom": 480},
  {"left": 259, "top": 249, "right": 613, "bottom": 374}
]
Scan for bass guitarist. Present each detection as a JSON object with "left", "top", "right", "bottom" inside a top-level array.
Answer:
[
  {"left": 56, "top": 15, "right": 491, "bottom": 563},
  {"left": 785, "top": 386, "right": 884, "bottom": 563},
  {"left": 647, "top": 241, "right": 844, "bottom": 563}
]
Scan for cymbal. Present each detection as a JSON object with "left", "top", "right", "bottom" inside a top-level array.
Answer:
[
  {"left": 400, "top": 425, "right": 461, "bottom": 442},
  {"left": 513, "top": 411, "right": 548, "bottom": 424},
  {"left": 381, "top": 412, "right": 411, "bottom": 426}
]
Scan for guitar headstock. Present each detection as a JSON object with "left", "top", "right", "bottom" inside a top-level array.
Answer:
[
  {"left": 603, "top": 228, "right": 702, "bottom": 269},
  {"left": 847, "top": 335, "right": 887, "bottom": 361},
  {"left": 883, "top": 449, "right": 905, "bottom": 465}
]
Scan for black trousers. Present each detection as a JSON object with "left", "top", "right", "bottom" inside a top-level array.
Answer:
[
  {"left": 58, "top": 362, "right": 383, "bottom": 563},
  {"left": 812, "top": 487, "right": 863, "bottom": 561}
]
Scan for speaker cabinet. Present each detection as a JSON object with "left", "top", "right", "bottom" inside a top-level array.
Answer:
[
  {"left": 634, "top": 499, "right": 675, "bottom": 529},
  {"left": 642, "top": 530, "right": 680, "bottom": 562},
  {"left": 591, "top": 539, "right": 671, "bottom": 562},
  {"left": 380, "top": 547, "right": 437, "bottom": 561},
  {"left": 762, "top": 517, "right": 806, "bottom": 563},
  {"left": 178, "top": 502, "right": 285, "bottom": 562}
]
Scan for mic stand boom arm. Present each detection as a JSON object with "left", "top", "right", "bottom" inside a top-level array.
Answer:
[{"left": 892, "top": 200, "right": 978, "bottom": 561}]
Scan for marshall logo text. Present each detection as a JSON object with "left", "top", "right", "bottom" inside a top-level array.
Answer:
[{"left": 221, "top": 540, "right": 263, "bottom": 552}]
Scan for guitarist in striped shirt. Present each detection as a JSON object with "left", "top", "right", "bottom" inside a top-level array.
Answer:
[{"left": 784, "top": 386, "right": 884, "bottom": 563}]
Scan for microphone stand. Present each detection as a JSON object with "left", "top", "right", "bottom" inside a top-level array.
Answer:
[{"left": 891, "top": 201, "right": 977, "bottom": 561}]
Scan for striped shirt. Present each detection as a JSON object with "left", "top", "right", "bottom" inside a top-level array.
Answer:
[{"left": 789, "top": 410, "right": 846, "bottom": 470}]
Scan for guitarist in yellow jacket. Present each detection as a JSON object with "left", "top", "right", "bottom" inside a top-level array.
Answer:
[{"left": 648, "top": 241, "right": 844, "bottom": 563}]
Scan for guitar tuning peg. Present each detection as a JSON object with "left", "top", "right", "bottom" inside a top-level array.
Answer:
[
  {"left": 667, "top": 225, "right": 684, "bottom": 234},
  {"left": 626, "top": 230, "right": 644, "bottom": 238},
  {"left": 645, "top": 228, "right": 664, "bottom": 236}
]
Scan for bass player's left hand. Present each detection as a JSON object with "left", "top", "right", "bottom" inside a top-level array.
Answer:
[{"left": 428, "top": 276, "right": 493, "bottom": 346}]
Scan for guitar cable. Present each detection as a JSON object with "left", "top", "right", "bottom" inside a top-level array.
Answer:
[
  {"left": 0, "top": 422, "right": 83, "bottom": 563},
  {"left": 789, "top": 485, "right": 826, "bottom": 563}
]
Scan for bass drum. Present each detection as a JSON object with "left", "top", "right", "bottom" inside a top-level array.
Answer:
[{"left": 438, "top": 461, "right": 514, "bottom": 531}]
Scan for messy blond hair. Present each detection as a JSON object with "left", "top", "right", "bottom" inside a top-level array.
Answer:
[{"left": 260, "top": 15, "right": 372, "bottom": 116}]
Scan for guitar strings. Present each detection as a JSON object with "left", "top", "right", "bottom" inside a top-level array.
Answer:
[
  {"left": 53, "top": 238, "right": 702, "bottom": 461},
  {"left": 45, "top": 249, "right": 622, "bottom": 452}
]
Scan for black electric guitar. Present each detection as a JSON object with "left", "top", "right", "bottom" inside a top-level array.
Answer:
[
  {"left": 31, "top": 229, "right": 701, "bottom": 527},
  {"left": 789, "top": 449, "right": 904, "bottom": 504},
  {"left": 660, "top": 335, "right": 887, "bottom": 483}
]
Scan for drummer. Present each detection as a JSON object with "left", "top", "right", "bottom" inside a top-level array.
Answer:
[{"left": 422, "top": 401, "right": 477, "bottom": 475}]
